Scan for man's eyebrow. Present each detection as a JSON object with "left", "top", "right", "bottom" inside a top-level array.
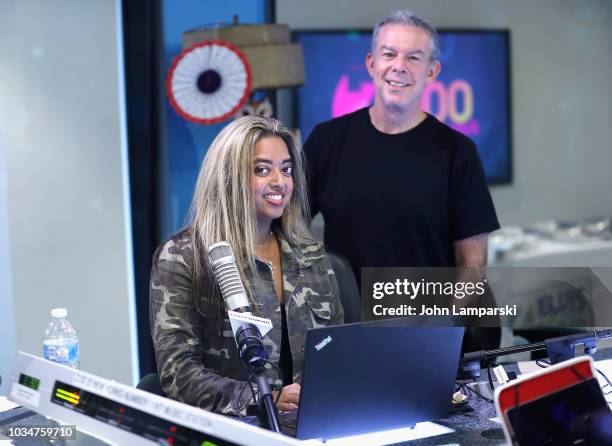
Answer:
[
  {"left": 380, "top": 46, "right": 426, "bottom": 57},
  {"left": 380, "top": 45, "right": 397, "bottom": 52}
]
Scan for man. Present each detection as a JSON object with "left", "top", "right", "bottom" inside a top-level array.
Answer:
[{"left": 304, "top": 10, "right": 500, "bottom": 281}]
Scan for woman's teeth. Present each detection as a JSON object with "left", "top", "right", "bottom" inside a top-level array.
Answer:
[{"left": 264, "top": 193, "right": 283, "bottom": 204}]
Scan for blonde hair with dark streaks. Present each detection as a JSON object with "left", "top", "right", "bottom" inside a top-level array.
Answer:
[{"left": 187, "top": 116, "right": 314, "bottom": 311}]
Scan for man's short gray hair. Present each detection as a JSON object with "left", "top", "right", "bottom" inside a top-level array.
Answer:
[{"left": 371, "top": 10, "right": 440, "bottom": 62}]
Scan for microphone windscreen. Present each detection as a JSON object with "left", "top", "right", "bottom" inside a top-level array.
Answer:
[
  {"left": 208, "top": 242, "right": 233, "bottom": 263},
  {"left": 207, "top": 241, "right": 250, "bottom": 312}
]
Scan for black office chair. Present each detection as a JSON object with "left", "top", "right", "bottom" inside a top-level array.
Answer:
[
  {"left": 136, "top": 372, "right": 166, "bottom": 397},
  {"left": 327, "top": 251, "right": 361, "bottom": 323}
]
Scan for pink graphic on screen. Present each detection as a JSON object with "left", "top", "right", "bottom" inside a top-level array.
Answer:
[
  {"left": 331, "top": 75, "right": 375, "bottom": 118},
  {"left": 331, "top": 76, "right": 480, "bottom": 137}
]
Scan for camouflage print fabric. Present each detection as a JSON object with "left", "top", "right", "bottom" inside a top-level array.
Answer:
[{"left": 149, "top": 228, "right": 343, "bottom": 415}]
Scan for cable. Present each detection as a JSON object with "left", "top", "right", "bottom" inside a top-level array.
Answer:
[
  {"left": 234, "top": 372, "right": 258, "bottom": 418},
  {"left": 261, "top": 358, "right": 284, "bottom": 383},
  {"left": 260, "top": 359, "right": 285, "bottom": 405},
  {"left": 232, "top": 359, "right": 292, "bottom": 420},
  {"left": 596, "top": 368, "right": 612, "bottom": 396},
  {"left": 457, "top": 382, "right": 494, "bottom": 403},
  {"left": 234, "top": 376, "right": 253, "bottom": 418}
]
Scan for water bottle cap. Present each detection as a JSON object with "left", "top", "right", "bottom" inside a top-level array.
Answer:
[{"left": 51, "top": 308, "right": 68, "bottom": 318}]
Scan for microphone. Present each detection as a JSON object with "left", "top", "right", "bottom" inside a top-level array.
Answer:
[
  {"left": 207, "top": 242, "right": 251, "bottom": 312},
  {"left": 207, "top": 241, "right": 267, "bottom": 367},
  {"left": 207, "top": 241, "right": 281, "bottom": 433}
]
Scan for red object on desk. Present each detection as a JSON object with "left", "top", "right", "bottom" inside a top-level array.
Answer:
[{"left": 497, "top": 357, "right": 594, "bottom": 410}]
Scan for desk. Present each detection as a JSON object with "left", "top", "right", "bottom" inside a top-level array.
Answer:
[
  {"left": 3, "top": 348, "right": 612, "bottom": 446},
  {"left": 490, "top": 237, "right": 612, "bottom": 267},
  {"left": 404, "top": 348, "right": 612, "bottom": 446}
]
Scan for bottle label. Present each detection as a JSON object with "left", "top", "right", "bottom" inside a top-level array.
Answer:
[{"left": 43, "top": 342, "right": 79, "bottom": 365}]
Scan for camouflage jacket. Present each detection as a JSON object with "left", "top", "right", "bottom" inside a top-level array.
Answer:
[{"left": 149, "top": 229, "right": 343, "bottom": 415}]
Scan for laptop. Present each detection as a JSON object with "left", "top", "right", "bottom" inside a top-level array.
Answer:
[{"left": 286, "top": 322, "right": 464, "bottom": 440}]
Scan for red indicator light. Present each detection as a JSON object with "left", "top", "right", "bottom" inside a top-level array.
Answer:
[
  {"left": 118, "top": 407, "right": 125, "bottom": 414},
  {"left": 170, "top": 425, "right": 177, "bottom": 433},
  {"left": 167, "top": 437, "right": 174, "bottom": 445}
]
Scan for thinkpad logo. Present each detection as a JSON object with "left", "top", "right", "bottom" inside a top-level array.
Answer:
[{"left": 314, "top": 335, "right": 332, "bottom": 351}]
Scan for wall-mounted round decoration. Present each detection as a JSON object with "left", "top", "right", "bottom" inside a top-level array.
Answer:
[{"left": 166, "top": 41, "right": 252, "bottom": 124}]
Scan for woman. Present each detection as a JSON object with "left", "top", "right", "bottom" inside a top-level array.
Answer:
[{"left": 149, "top": 116, "right": 343, "bottom": 415}]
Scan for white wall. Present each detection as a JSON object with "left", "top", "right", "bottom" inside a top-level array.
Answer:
[
  {"left": 277, "top": 0, "right": 612, "bottom": 227},
  {"left": 0, "top": 0, "right": 138, "bottom": 390},
  {"left": 0, "top": 117, "right": 16, "bottom": 395}
]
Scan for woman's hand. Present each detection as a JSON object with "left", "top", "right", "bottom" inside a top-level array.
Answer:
[{"left": 273, "top": 383, "right": 301, "bottom": 411}]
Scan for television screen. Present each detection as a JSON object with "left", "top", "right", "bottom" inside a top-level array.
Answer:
[{"left": 294, "top": 30, "right": 512, "bottom": 184}]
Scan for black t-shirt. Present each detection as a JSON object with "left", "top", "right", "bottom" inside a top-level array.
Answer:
[{"left": 303, "top": 107, "right": 500, "bottom": 278}]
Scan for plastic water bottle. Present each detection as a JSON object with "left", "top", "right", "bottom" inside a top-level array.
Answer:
[{"left": 43, "top": 308, "right": 79, "bottom": 368}]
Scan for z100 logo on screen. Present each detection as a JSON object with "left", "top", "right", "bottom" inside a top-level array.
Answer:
[{"left": 332, "top": 77, "right": 478, "bottom": 136}]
